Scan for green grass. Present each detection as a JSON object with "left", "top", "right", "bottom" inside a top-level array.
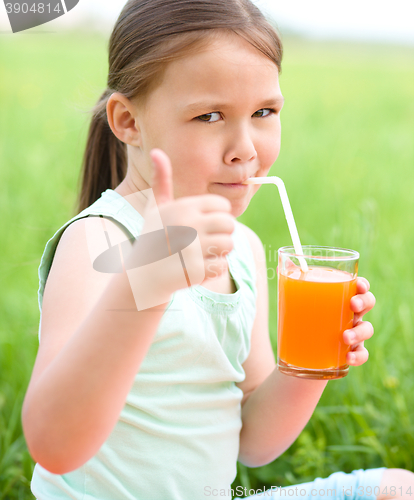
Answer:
[{"left": 0, "top": 29, "right": 413, "bottom": 498}]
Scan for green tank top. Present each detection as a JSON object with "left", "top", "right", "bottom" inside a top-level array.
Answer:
[{"left": 31, "top": 189, "right": 257, "bottom": 500}]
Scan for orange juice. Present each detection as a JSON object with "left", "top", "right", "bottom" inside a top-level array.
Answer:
[{"left": 278, "top": 266, "right": 357, "bottom": 370}]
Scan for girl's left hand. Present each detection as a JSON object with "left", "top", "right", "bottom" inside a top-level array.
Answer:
[
  {"left": 343, "top": 278, "right": 375, "bottom": 366},
  {"left": 343, "top": 277, "right": 376, "bottom": 366}
]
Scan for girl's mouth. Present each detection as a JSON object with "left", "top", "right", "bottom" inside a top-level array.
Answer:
[{"left": 214, "top": 182, "right": 249, "bottom": 189}]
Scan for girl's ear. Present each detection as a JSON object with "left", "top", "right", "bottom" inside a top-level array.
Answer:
[{"left": 106, "top": 92, "right": 142, "bottom": 148}]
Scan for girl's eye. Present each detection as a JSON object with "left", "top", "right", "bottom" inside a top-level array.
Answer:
[
  {"left": 252, "top": 108, "right": 274, "bottom": 118},
  {"left": 196, "top": 112, "right": 221, "bottom": 123}
]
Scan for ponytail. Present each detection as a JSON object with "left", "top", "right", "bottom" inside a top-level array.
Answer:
[{"left": 74, "top": 89, "right": 127, "bottom": 214}]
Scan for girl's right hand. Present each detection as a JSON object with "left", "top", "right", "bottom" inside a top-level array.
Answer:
[{"left": 134, "top": 148, "right": 235, "bottom": 289}]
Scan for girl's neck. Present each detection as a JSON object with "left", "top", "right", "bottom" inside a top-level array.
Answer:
[{"left": 114, "top": 177, "right": 150, "bottom": 218}]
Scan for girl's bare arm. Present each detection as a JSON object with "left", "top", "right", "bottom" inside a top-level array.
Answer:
[
  {"left": 23, "top": 192, "right": 234, "bottom": 474},
  {"left": 23, "top": 150, "right": 234, "bottom": 475},
  {"left": 22, "top": 216, "right": 172, "bottom": 475},
  {"left": 236, "top": 224, "right": 375, "bottom": 467}
]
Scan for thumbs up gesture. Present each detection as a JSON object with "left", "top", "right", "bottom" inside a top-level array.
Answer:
[{"left": 134, "top": 148, "right": 235, "bottom": 298}]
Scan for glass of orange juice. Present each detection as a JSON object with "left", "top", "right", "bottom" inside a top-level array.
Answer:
[{"left": 277, "top": 246, "right": 359, "bottom": 380}]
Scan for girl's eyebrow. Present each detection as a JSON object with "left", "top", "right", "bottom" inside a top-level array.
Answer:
[
  {"left": 260, "top": 97, "right": 285, "bottom": 108},
  {"left": 183, "top": 101, "right": 230, "bottom": 113},
  {"left": 183, "top": 96, "right": 285, "bottom": 113}
]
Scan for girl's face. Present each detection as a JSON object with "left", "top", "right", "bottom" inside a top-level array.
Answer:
[{"left": 131, "top": 32, "right": 284, "bottom": 218}]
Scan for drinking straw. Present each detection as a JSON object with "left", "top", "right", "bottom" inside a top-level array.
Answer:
[{"left": 242, "top": 177, "right": 308, "bottom": 272}]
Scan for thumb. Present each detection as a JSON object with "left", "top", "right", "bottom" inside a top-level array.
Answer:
[{"left": 150, "top": 148, "right": 174, "bottom": 206}]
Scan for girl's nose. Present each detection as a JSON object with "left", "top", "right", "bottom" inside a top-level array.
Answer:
[{"left": 223, "top": 128, "right": 257, "bottom": 165}]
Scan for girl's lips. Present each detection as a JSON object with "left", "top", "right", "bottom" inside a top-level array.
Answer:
[{"left": 215, "top": 182, "right": 249, "bottom": 188}]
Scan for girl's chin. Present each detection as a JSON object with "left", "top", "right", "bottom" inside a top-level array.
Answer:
[{"left": 230, "top": 200, "right": 250, "bottom": 218}]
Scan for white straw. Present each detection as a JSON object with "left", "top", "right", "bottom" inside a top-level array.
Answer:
[{"left": 242, "top": 176, "right": 308, "bottom": 272}]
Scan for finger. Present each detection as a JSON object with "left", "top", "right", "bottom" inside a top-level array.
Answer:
[
  {"left": 150, "top": 148, "right": 174, "bottom": 206},
  {"left": 356, "top": 277, "right": 370, "bottom": 294},
  {"left": 351, "top": 291, "right": 376, "bottom": 315},
  {"left": 203, "top": 213, "right": 235, "bottom": 235},
  {"left": 194, "top": 194, "right": 232, "bottom": 214},
  {"left": 203, "top": 235, "right": 234, "bottom": 259},
  {"left": 347, "top": 344, "right": 369, "bottom": 366},
  {"left": 343, "top": 321, "right": 374, "bottom": 345}
]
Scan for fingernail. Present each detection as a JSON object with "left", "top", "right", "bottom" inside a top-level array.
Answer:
[
  {"left": 354, "top": 298, "right": 363, "bottom": 310},
  {"left": 349, "top": 353, "right": 356, "bottom": 363},
  {"left": 345, "top": 330, "right": 355, "bottom": 343}
]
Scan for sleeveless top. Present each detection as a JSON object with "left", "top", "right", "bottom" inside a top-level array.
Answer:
[{"left": 30, "top": 189, "right": 257, "bottom": 500}]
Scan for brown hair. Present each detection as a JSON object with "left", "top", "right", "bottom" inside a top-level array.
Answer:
[{"left": 75, "top": 0, "right": 283, "bottom": 214}]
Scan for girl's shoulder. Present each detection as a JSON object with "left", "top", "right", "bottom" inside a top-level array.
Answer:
[
  {"left": 236, "top": 220, "right": 259, "bottom": 244},
  {"left": 29, "top": 214, "right": 133, "bottom": 406},
  {"left": 38, "top": 189, "right": 142, "bottom": 303},
  {"left": 37, "top": 189, "right": 140, "bottom": 343},
  {"left": 235, "top": 221, "right": 265, "bottom": 268},
  {"left": 40, "top": 213, "right": 131, "bottom": 332}
]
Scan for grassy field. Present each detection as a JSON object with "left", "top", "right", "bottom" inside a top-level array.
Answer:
[{"left": 0, "top": 29, "right": 413, "bottom": 498}]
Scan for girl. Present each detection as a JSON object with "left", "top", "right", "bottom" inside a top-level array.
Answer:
[{"left": 22, "top": 0, "right": 414, "bottom": 499}]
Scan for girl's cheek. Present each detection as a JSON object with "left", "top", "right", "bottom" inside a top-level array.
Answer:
[
  {"left": 258, "top": 140, "right": 281, "bottom": 172},
  {"left": 258, "top": 122, "right": 281, "bottom": 165}
]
